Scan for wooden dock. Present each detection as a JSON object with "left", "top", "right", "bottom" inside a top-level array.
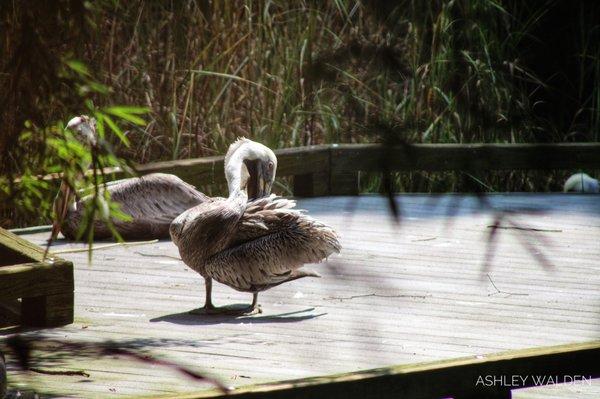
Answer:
[{"left": 2, "top": 194, "right": 600, "bottom": 398}]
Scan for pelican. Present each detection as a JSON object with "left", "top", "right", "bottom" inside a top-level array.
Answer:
[
  {"left": 52, "top": 116, "right": 274, "bottom": 240},
  {"left": 563, "top": 173, "right": 599, "bottom": 193},
  {"left": 170, "top": 139, "right": 341, "bottom": 315}
]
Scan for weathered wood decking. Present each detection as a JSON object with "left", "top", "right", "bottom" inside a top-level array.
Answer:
[{"left": 3, "top": 194, "right": 600, "bottom": 398}]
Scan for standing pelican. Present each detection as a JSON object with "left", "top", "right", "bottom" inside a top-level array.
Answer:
[
  {"left": 170, "top": 139, "right": 341, "bottom": 315},
  {"left": 52, "top": 116, "right": 274, "bottom": 240}
]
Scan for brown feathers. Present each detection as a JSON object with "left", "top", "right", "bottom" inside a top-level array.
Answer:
[
  {"left": 173, "top": 194, "right": 341, "bottom": 293},
  {"left": 61, "top": 173, "right": 209, "bottom": 240}
]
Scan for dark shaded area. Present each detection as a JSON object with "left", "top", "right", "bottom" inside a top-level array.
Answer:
[
  {"left": 0, "top": 0, "right": 88, "bottom": 174},
  {"left": 0, "top": 247, "right": 32, "bottom": 267},
  {"left": 0, "top": 350, "right": 6, "bottom": 399},
  {"left": 512, "top": 0, "right": 600, "bottom": 141}
]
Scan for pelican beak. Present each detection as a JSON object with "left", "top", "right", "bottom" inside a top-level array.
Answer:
[
  {"left": 257, "top": 163, "right": 275, "bottom": 198},
  {"left": 262, "top": 175, "right": 272, "bottom": 197},
  {"left": 253, "top": 174, "right": 266, "bottom": 200},
  {"left": 245, "top": 160, "right": 273, "bottom": 199}
]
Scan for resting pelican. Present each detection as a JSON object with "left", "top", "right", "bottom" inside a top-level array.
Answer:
[
  {"left": 563, "top": 173, "right": 599, "bottom": 193},
  {"left": 170, "top": 139, "right": 341, "bottom": 315},
  {"left": 52, "top": 116, "right": 275, "bottom": 240}
]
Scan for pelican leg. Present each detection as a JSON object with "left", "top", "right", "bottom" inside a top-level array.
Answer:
[
  {"left": 247, "top": 292, "right": 262, "bottom": 315},
  {"left": 189, "top": 279, "right": 262, "bottom": 316},
  {"left": 189, "top": 277, "right": 218, "bottom": 315},
  {"left": 204, "top": 277, "right": 214, "bottom": 308}
]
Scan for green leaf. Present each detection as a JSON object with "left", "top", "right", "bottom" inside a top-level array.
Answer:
[
  {"left": 95, "top": 116, "right": 106, "bottom": 139},
  {"left": 88, "top": 81, "right": 110, "bottom": 95},
  {"left": 65, "top": 60, "right": 91, "bottom": 77},
  {"left": 84, "top": 99, "right": 95, "bottom": 111},
  {"left": 103, "top": 114, "right": 130, "bottom": 147},
  {"left": 104, "top": 106, "right": 149, "bottom": 126},
  {"left": 108, "top": 106, "right": 149, "bottom": 115}
]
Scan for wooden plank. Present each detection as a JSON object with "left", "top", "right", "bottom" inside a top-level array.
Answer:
[
  {"left": 122, "top": 145, "right": 331, "bottom": 185},
  {"left": 4, "top": 194, "right": 599, "bottom": 398},
  {"left": 0, "top": 227, "right": 46, "bottom": 263},
  {"left": 0, "top": 228, "right": 73, "bottom": 302},
  {"left": 156, "top": 341, "right": 600, "bottom": 399},
  {"left": 330, "top": 143, "right": 600, "bottom": 172},
  {"left": 274, "top": 145, "right": 330, "bottom": 177},
  {"left": 0, "top": 227, "right": 75, "bottom": 328},
  {"left": 9, "top": 225, "right": 53, "bottom": 235},
  {"left": 0, "top": 262, "right": 73, "bottom": 301}
]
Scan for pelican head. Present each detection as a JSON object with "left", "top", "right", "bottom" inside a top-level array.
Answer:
[
  {"left": 66, "top": 115, "right": 97, "bottom": 147},
  {"left": 225, "top": 138, "right": 277, "bottom": 199}
]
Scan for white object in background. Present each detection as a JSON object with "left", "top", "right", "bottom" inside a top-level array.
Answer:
[{"left": 563, "top": 173, "right": 599, "bottom": 193}]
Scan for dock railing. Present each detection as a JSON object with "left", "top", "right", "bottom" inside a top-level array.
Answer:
[{"left": 90, "top": 143, "right": 600, "bottom": 197}]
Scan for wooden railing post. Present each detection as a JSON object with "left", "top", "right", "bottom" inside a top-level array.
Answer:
[
  {"left": 330, "top": 145, "right": 360, "bottom": 195},
  {"left": 280, "top": 145, "right": 331, "bottom": 197},
  {"left": 293, "top": 170, "right": 330, "bottom": 197}
]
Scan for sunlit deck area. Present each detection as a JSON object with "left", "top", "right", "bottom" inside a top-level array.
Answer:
[{"left": 4, "top": 194, "right": 600, "bottom": 398}]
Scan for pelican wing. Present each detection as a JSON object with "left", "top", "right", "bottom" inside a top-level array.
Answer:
[
  {"left": 68, "top": 173, "right": 209, "bottom": 240},
  {"left": 234, "top": 195, "right": 297, "bottom": 244},
  {"left": 110, "top": 174, "right": 207, "bottom": 220},
  {"left": 169, "top": 197, "right": 246, "bottom": 273},
  {"left": 205, "top": 196, "right": 341, "bottom": 292}
]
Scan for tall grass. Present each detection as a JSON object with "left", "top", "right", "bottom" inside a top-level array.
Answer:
[
  {"left": 59, "top": 1, "right": 542, "bottom": 156},
  {"left": 74, "top": 1, "right": 598, "bottom": 152},
  {"left": 88, "top": 1, "right": 345, "bottom": 159}
]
